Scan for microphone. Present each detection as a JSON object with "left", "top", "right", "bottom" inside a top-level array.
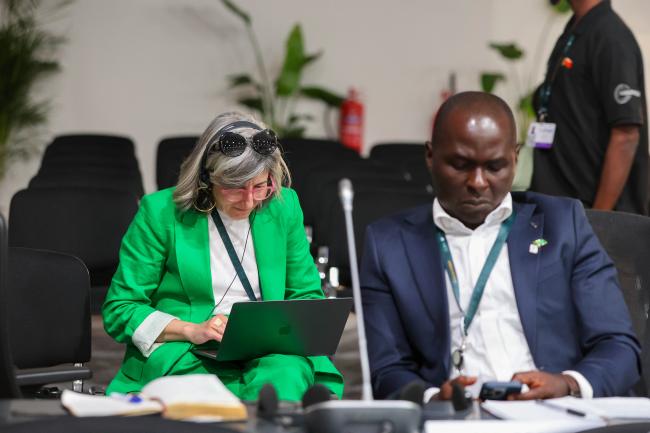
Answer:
[
  {"left": 451, "top": 383, "right": 472, "bottom": 412},
  {"left": 302, "top": 384, "right": 331, "bottom": 409},
  {"left": 337, "top": 178, "right": 371, "bottom": 401},
  {"left": 303, "top": 179, "right": 421, "bottom": 433},
  {"left": 256, "top": 383, "right": 279, "bottom": 419},
  {"left": 398, "top": 381, "right": 425, "bottom": 406}
]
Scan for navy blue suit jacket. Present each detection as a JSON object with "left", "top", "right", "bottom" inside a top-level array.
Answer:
[{"left": 360, "top": 192, "right": 641, "bottom": 399}]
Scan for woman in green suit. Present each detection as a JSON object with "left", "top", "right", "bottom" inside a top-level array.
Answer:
[{"left": 102, "top": 112, "right": 343, "bottom": 401}]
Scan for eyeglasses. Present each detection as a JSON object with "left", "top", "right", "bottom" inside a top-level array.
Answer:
[
  {"left": 218, "top": 178, "right": 276, "bottom": 203},
  {"left": 211, "top": 129, "right": 279, "bottom": 157}
]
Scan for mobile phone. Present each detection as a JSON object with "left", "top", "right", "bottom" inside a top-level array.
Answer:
[{"left": 479, "top": 381, "right": 522, "bottom": 401}]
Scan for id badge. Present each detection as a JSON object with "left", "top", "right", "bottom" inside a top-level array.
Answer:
[{"left": 525, "top": 122, "right": 556, "bottom": 149}]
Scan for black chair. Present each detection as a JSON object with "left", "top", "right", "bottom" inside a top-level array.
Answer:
[
  {"left": 299, "top": 159, "right": 404, "bottom": 228},
  {"left": 0, "top": 214, "right": 20, "bottom": 398},
  {"left": 32, "top": 134, "right": 144, "bottom": 197},
  {"left": 586, "top": 209, "right": 650, "bottom": 397},
  {"left": 325, "top": 185, "right": 433, "bottom": 290},
  {"left": 369, "top": 142, "right": 425, "bottom": 162},
  {"left": 279, "top": 138, "right": 361, "bottom": 197},
  {"left": 156, "top": 136, "right": 198, "bottom": 190},
  {"left": 9, "top": 187, "right": 139, "bottom": 313},
  {"left": 7, "top": 247, "right": 92, "bottom": 394}
]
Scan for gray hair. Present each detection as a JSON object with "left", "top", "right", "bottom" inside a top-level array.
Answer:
[{"left": 173, "top": 111, "right": 291, "bottom": 212}]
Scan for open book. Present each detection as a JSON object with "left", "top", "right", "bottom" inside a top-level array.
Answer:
[{"left": 62, "top": 374, "right": 247, "bottom": 421}]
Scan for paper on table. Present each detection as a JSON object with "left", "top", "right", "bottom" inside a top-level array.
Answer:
[
  {"left": 541, "top": 396, "right": 650, "bottom": 419},
  {"left": 425, "top": 419, "right": 605, "bottom": 433},
  {"left": 481, "top": 400, "right": 602, "bottom": 422},
  {"left": 61, "top": 390, "right": 163, "bottom": 417}
]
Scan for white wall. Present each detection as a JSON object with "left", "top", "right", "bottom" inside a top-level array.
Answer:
[{"left": 1, "top": 0, "right": 649, "bottom": 214}]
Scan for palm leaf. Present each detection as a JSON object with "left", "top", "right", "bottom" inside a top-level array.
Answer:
[
  {"left": 300, "top": 86, "right": 345, "bottom": 107},
  {"left": 275, "top": 24, "right": 305, "bottom": 97}
]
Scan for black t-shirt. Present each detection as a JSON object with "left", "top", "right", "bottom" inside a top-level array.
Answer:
[{"left": 531, "top": 0, "right": 648, "bottom": 214}]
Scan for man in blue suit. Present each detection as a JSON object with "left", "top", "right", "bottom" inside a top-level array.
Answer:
[{"left": 360, "top": 91, "right": 640, "bottom": 400}]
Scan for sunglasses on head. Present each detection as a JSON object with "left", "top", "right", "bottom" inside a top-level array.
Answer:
[{"left": 210, "top": 129, "right": 279, "bottom": 157}]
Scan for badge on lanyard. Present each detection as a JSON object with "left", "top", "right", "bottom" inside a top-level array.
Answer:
[{"left": 525, "top": 122, "right": 557, "bottom": 149}]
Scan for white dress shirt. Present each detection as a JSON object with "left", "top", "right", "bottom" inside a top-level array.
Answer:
[
  {"left": 422, "top": 193, "right": 592, "bottom": 400},
  {"left": 131, "top": 210, "right": 260, "bottom": 357}
]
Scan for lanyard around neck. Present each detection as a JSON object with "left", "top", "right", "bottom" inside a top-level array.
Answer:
[
  {"left": 537, "top": 34, "right": 576, "bottom": 121},
  {"left": 435, "top": 211, "right": 516, "bottom": 336},
  {"left": 210, "top": 210, "right": 257, "bottom": 302}
]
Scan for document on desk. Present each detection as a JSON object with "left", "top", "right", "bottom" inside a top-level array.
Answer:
[
  {"left": 534, "top": 396, "right": 650, "bottom": 420},
  {"left": 424, "top": 420, "right": 605, "bottom": 433},
  {"left": 481, "top": 399, "right": 604, "bottom": 422}
]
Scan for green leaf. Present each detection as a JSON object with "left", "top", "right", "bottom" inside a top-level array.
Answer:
[
  {"left": 287, "top": 113, "right": 315, "bottom": 126},
  {"left": 276, "top": 24, "right": 305, "bottom": 96},
  {"left": 552, "top": 0, "right": 571, "bottom": 14},
  {"left": 237, "top": 97, "right": 264, "bottom": 113},
  {"left": 227, "top": 73, "right": 256, "bottom": 88},
  {"left": 301, "top": 51, "right": 322, "bottom": 68},
  {"left": 221, "top": 0, "right": 251, "bottom": 25},
  {"left": 489, "top": 42, "right": 524, "bottom": 60},
  {"left": 518, "top": 92, "right": 536, "bottom": 119},
  {"left": 300, "top": 86, "right": 345, "bottom": 107},
  {"left": 480, "top": 73, "right": 506, "bottom": 93}
]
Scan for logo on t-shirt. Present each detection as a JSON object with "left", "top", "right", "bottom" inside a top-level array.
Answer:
[{"left": 614, "top": 83, "right": 641, "bottom": 104}]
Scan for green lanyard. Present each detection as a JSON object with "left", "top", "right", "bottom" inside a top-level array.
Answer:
[
  {"left": 210, "top": 210, "right": 258, "bottom": 302},
  {"left": 435, "top": 211, "right": 516, "bottom": 336}
]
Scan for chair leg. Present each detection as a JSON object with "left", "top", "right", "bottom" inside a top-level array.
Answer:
[{"left": 72, "top": 363, "right": 83, "bottom": 393}]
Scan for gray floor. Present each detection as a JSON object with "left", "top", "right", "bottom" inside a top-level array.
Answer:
[{"left": 83, "top": 314, "right": 363, "bottom": 399}]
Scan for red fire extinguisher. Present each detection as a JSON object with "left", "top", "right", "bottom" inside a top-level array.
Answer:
[{"left": 339, "top": 88, "right": 364, "bottom": 154}]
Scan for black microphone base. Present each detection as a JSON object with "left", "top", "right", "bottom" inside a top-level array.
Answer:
[{"left": 304, "top": 400, "right": 421, "bottom": 433}]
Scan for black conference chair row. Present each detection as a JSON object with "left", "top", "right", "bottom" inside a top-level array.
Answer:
[
  {"left": 30, "top": 134, "right": 144, "bottom": 198},
  {"left": 9, "top": 187, "right": 138, "bottom": 313},
  {"left": 0, "top": 213, "right": 92, "bottom": 398}
]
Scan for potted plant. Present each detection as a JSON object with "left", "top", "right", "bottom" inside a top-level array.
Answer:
[
  {"left": 221, "top": 0, "right": 344, "bottom": 138},
  {"left": 0, "top": 0, "right": 68, "bottom": 179}
]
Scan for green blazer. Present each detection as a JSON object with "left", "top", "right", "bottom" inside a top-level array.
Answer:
[{"left": 102, "top": 187, "right": 343, "bottom": 396}]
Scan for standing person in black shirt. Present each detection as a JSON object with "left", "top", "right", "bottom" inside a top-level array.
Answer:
[{"left": 531, "top": 0, "right": 648, "bottom": 215}]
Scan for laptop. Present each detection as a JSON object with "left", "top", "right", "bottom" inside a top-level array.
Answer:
[{"left": 192, "top": 298, "right": 353, "bottom": 362}]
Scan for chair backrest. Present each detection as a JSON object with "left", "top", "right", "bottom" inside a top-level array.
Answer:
[
  {"left": 327, "top": 185, "right": 434, "bottom": 286},
  {"left": 45, "top": 134, "right": 135, "bottom": 155},
  {"left": 8, "top": 247, "right": 91, "bottom": 367},
  {"left": 35, "top": 134, "right": 144, "bottom": 197},
  {"left": 156, "top": 136, "right": 198, "bottom": 190},
  {"left": 9, "top": 187, "right": 139, "bottom": 271},
  {"left": 0, "top": 214, "right": 20, "bottom": 398},
  {"left": 586, "top": 209, "right": 650, "bottom": 396},
  {"left": 369, "top": 142, "right": 425, "bottom": 162}
]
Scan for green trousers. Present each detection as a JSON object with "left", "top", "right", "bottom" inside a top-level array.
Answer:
[
  {"left": 175, "top": 352, "right": 316, "bottom": 401},
  {"left": 107, "top": 350, "right": 342, "bottom": 402}
]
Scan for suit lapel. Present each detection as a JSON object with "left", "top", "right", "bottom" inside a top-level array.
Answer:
[
  {"left": 175, "top": 209, "right": 213, "bottom": 306},
  {"left": 401, "top": 207, "right": 451, "bottom": 372},
  {"left": 508, "top": 198, "right": 543, "bottom": 361}
]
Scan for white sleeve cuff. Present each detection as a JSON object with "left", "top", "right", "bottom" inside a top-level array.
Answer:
[
  {"left": 562, "top": 370, "right": 594, "bottom": 399},
  {"left": 132, "top": 311, "right": 178, "bottom": 358},
  {"left": 423, "top": 387, "right": 440, "bottom": 403}
]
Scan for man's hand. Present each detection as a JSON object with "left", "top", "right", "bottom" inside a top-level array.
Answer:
[
  {"left": 436, "top": 375, "right": 477, "bottom": 400},
  {"left": 183, "top": 314, "right": 228, "bottom": 345},
  {"left": 509, "top": 371, "right": 575, "bottom": 400}
]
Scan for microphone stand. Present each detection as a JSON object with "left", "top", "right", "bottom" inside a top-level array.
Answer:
[{"left": 303, "top": 178, "right": 421, "bottom": 433}]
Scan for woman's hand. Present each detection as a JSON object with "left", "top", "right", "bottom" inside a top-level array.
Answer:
[
  {"left": 157, "top": 315, "right": 228, "bottom": 345},
  {"left": 184, "top": 315, "right": 228, "bottom": 345}
]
